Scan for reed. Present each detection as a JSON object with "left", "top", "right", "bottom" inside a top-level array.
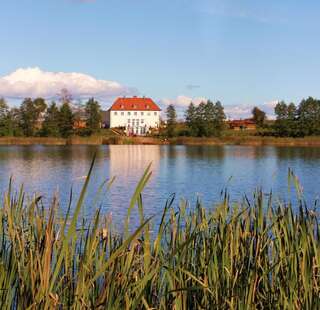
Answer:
[{"left": 0, "top": 161, "right": 319, "bottom": 309}]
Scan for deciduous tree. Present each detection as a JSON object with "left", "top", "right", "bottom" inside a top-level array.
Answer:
[{"left": 252, "top": 106, "right": 266, "bottom": 127}]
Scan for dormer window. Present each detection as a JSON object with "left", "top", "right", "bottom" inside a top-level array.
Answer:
[
  {"left": 146, "top": 105, "right": 150, "bottom": 109},
  {"left": 120, "top": 105, "right": 124, "bottom": 109}
]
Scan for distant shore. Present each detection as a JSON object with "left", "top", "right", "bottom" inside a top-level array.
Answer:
[{"left": 1, "top": 135, "right": 320, "bottom": 147}]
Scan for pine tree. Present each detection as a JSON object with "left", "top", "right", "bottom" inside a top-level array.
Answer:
[
  {"left": 166, "top": 104, "right": 177, "bottom": 137},
  {"left": 213, "top": 101, "right": 226, "bottom": 134},
  {"left": 185, "top": 100, "right": 225, "bottom": 137},
  {"left": 85, "top": 98, "right": 102, "bottom": 133},
  {"left": 19, "top": 98, "right": 47, "bottom": 136},
  {"left": 59, "top": 102, "right": 74, "bottom": 138},
  {"left": 41, "top": 102, "right": 60, "bottom": 137},
  {"left": 0, "top": 98, "right": 13, "bottom": 136},
  {"left": 185, "top": 102, "right": 197, "bottom": 136}
]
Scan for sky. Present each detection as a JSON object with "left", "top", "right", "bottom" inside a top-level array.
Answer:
[{"left": 1, "top": 0, "right": 320, "bottom": 118}]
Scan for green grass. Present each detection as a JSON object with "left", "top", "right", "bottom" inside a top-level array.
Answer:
[{"left": 0, "top": 160, "right": 319, "bottom": 309}]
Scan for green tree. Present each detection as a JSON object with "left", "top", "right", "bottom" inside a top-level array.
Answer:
[
  {"left": 19, "top": 97, "right": 47, "bottom": 136},
  {"left": 0, "top": 98, "right": 12, "bottom": 136},
  {"left": 297, "top": 97, "right": 320, "bottom": 136},
  {"left": 33, "top": 97, "right": 47, "bottom": 115},
  {"left": 166, "top": 104, "right": 177, "bottom": 137},
  {"left": 286, "top": 103, "right": 299, "bottom": 136},
  {"left": 194, "top": 101, "right": 207, "bottom": 136},
  {"left": 85, "top": 98, "right": 102, "bottom": 133},
  {"left": 9, "top": 108, "right": 23, "bottom": 136},
  {"left": 213, "top": 101, "right": 226, "bottom": 134},
  {"left": 204, "top": 100, "right": 217, "bottom": 136},
  {"left": 59, "top": 102, "right": 74, "bottom": 138},
  {"left": 186, "top": 100, "right": 225, "bottom": 137},
  {"left": 41, "top": 102, "right": 60, "bottom": 137},
  {"left": 185, "top": 102, "right": 198, "bottom": 136},
  {"left": 274, "top": 101, "right": 301, "bottom": 137},
  {"left": 252, "top": 106, "right": 266, "bottom": 127}
]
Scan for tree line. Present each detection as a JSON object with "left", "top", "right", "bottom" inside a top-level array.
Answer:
[
  {"left": 165, "top": 97, "right": 320, "bottom": 138},
  {"left": 249, "top": 97, "right": 320, "bottom": 137},
  {"left": 273, "top": 97, "right": 320, "bottom": 137},
  {"left": 0, "top": 94, "right": 102, "bottom": 138},
  {"left": 165, "top": 100, "right": 226, "bottom": 137},
  {"left": 0, "top": 94, "right": 319, "bottom": 138}
]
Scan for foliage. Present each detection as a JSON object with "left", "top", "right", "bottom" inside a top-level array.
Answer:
[
  {"left": 0, "top": 98, "right": 15, "bottom": 136},
  {"left": 185, "top": 102, "right": 197, "bottom": 135},
  {"left": 58, "top": 102, "right": 74, "bottom": 138},
  {"left": 165, "top": 104, "right": 177, "bottom": 137},
  {"left": 19, "top": 97, "right": 47, "bottom": 136},
  {"left": 41, "top": 102, "right": 60, "bottom": 137},
  {"left": 274, "top": 101, "right": 299, "bottom": 137},
  {"left": 251, "top": 106, "right": 266, "bottom": 127},
  {"left": 185, "top": 100, "right": 226, "bottom": 137},
  {"left": 297, "top": 97, "right": 320, "bottom": 136},
  {"left": 85, "top": 97, "right": 102, "bottom": 133},
  {"left": 0, "top": 164, "right": 319, "bottom": 308},
  {"left": 273, "top": 97, "right": 320, "bottom": 137}
]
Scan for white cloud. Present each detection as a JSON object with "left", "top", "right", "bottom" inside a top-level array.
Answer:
[
  {"left": 160, "top": 95, "right": 207, "bottom": 107},
  {"left": 0, "top": 67, "right": 137, "bottom": 101},
  {"left": 224, "top": 105, "right": 252, "bottom": 119},
  {"left": 224, "top": 101, "right": 279, "bottom": 120}
]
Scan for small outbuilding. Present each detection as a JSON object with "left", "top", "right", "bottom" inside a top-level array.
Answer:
[{"left": 227, "top": 119, "right": 257, "bottom": 131}]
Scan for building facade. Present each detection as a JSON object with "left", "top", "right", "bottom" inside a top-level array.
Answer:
[
  {"left": 107, "top": 97, "right": 161, "bottom": 135},
  {"left": 227, "top": 119, "right": 257, "bottom": 131}
]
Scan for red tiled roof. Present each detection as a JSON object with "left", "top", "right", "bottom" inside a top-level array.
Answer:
[
  {"left": 228, "top": 119, "right": 256, "bottom": 126},
  {"left": 110, "top": 97, "right": 161, "bottom": 111}
]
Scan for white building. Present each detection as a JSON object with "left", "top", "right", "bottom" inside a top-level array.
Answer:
[{"left": 107, "top": 97, "right": 161, "bottom": 135}]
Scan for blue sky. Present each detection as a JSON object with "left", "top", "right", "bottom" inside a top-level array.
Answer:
[{"left": 0, "top": 0, "right": 320, "bottom": 117}]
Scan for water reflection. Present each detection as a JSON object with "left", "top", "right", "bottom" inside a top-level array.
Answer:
[
  {"left": 0, "top": 145, "right": 319, "bottom": 229},
  {"left": 109, "top": 145, "right": 160, "bottom": 179}
]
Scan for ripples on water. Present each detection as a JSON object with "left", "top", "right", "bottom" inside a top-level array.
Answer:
[{"left": 0, "top": 145, "right": 319, "bottom": 229}]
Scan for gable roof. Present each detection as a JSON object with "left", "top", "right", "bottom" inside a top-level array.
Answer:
[
  {"left": 110, "top": 97, "right": 161, "bottom": 111},
  {"left": 227, "top": 119, "right": 256, "bottom": 127}
]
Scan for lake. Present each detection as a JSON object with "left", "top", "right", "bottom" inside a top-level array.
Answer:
[{"left": 0, "top": 145, "right": 319, "bottom": 229}]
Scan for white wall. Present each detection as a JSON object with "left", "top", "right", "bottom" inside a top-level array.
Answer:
[{"left": 109, "top": 110, "right": 160, "bottom": 134}]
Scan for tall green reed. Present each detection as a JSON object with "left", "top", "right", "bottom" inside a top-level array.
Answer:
[{"left": 0, "top": 159, "right": 319, "bottom": 309}]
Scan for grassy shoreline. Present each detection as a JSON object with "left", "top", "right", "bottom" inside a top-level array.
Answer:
[{"left": 1, "top": 135, "right": 320, "bottom": 146}]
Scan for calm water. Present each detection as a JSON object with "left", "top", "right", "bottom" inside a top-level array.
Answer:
[{"left": 0, "top": 145, "right": 319, "bottom": 228}]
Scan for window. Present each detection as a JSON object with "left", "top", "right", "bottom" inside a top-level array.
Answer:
[
  {"left": 141, "top": 112, "right": 144, "bottom": 116},
  {"left": 128, "top": 112, "right": 131, "bottom": 115},
  {"left": 114, "top": 111, "right": 117, "bottom": 115},
  {"left": 147, "top": 112, "right": 151, "bottom": 116},
  {"left": 121, "top": 112, "right": 124, "bottom": 115},
  {"left": 141, "top": 119, "right": 144, "bottom": 124},
  {"left": 134, "top": 112, "right": 137, "bottom": 115},
  {"left": 128, "top": 119, "right": 131, "bottom": 123},
  {"left": 154, "top": 112, "right": 157, "bottom": 116},
  {"left": 136, "top": 119, "right": 139, "bottom": 123}
]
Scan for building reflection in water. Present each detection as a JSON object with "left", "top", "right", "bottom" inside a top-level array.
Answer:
[
  {"left": 109, "top": 145, "right": 161, "bottom": 181},
  {"left": 107, "top": 145, "right": 162, "bottom": 229}
]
